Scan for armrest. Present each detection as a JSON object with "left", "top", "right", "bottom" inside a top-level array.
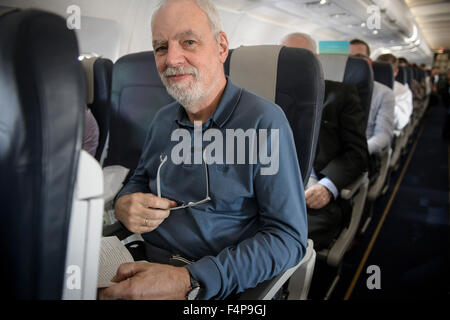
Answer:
[
  {"left": 103, "top": 165, "right": 130, "bottom": 204},
  {"left": 340, "top": 172, "right": 368, "bottom": 200},
  {"left": 368, "top": 148, "right": 392, "bottom": 201},
  {"left": 102, "top": 221, "right": 134, "bottom": 240},
  {"left": 320, "top": 175, "right": 369, "bottom": 267},
  {"left": 63, "top": 151, "right": 104, "bottom": 300},
  {"left": 238, "top": 264, "right": 299, "bottom": 300}
]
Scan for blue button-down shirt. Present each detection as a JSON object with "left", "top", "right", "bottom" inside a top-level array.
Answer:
[{"left": 117, "top": 78, "right": 307, "bottom": 299}]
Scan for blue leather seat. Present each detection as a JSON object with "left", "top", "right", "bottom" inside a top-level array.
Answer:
[
  {"left": 405, "top": 66, "right": 414, "bottom": 89},
  {"left": 318, "top": 54, "right": 374, "bottom": 123},
  {"left": 373, "top": 61, "right": 394, "bottom": 89},
  {"left": 396, "top": 66, "right": 407, "bottom": 85},
  {"left": 0, "top": 9, "right": 85, "bottom": 299},
  {"left": 343, "top": 56, "right": 374, "bottom": 118},
  {"left": 104, "top": 52, "right": 174, "bottom": 171}
]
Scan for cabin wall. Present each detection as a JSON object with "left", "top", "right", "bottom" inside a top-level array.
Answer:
[
  {"left": 0, "top": 0, "right": 343, "bottom": 61},
  {"left": 0, "top": 0, "right": 433, "bottom": 64}
]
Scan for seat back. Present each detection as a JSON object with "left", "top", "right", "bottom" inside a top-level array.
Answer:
[
  {"left": 81, "top": 56, "right": 113, "bottom": 163},
  {"left": 405, "top": 66, "right": 414, "bottom": 89},
  {"left": 104, "top": 52, "right": 174, "bottom": 171},
  {"left": 319, "top": 54, "right": 374, "bottom": 119},
  {"left": 373, "top": 61, "right": 395, "bottom": 89},
  {"left": 317, "top": 54, "right": 371, "bottom": 267},
  {"left": 0, "top": 9, "right": 85, "bottom": 299},
  {"left": 224, "top": 46, "right": 325, "bottom": 185},
  {"left": 396, "top": 66, "right": 407, "bottom": 85}
]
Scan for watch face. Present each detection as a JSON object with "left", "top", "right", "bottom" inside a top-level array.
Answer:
[{"left": 187, "top": 286, "right": 200, "bottom": 300}]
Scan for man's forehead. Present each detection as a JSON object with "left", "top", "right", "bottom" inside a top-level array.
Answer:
[
  {"left": 153, "top": 29, "right": 202, "bottom": 42},
  {"left": 152, "top": 2, "right": 212, "bottom": 40},
  {"left": 152, "top": 0, "right": 209, "bottom": 29}
]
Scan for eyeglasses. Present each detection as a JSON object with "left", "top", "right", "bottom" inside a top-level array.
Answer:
[{"left": 156, "top": 150, "right": 211, "bottom": 211}]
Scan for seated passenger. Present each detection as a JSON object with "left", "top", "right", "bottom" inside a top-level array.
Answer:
[
  {"left": 349, "top": 39, "right": 395, "bottom": 156},
  {"left": 99, "top": 0, "right": 307, "bottom": 300},
  {"left": 281, "top": 33, "right": 368, "bottom": 251},
  {"left": 377, "top": 54, "right": 413, "bottom": 133},
  {"left": 399, "top": 57, "right": 425, "bottom": 110},
  {"left": 83, "top": 106, "right": 99, "bottom": 157}
]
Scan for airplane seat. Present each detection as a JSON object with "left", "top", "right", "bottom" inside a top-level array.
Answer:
[
  {"left": 396, "top": 66, "right": 407, "bottom": 85},
  {"left": 373, "top": 61, "right": 395, "bottom": 89},
  {"left": 367, "top": 62, "right": 395, "bottom": 201},
  {"left": 104, "top": 52, "right": 174, "bottom": 171},
  {"left": 0, "top": 9, "right": 103, "bottom": 299},
  {"left": 224, "top": 45, "right": 325, "bottom": 186},
  {"left": 80, "top": 56, "right": 113, "bottom": 164},
  {"left": 319, "top": 54, "right": 374, "bottom": 119},
  {"left": 390, "top": 67, "right": 409, "bottom": 171},
  {"left": 317, "top": 54, "right": 370, "bottom": 268},
  {"left": 405, "top": 66, "right": 414, "bottom": 90},
  {"left": 224, "top": 45, "right": 324, "bottom": 299}
]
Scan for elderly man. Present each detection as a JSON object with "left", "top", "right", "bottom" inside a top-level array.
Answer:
[
  {"left": 100, "top": 0, "right": 307, "bottom": 300},
  {"left": 281, "top": 33, "right": 368, "bottom": 251},
  {"left": 349, "top": 39, "right": 395, "bottom": 155}
]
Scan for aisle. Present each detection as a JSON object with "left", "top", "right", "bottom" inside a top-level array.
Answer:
[{"left": 334, "top": 102, "right": 450, "bottom": 300}]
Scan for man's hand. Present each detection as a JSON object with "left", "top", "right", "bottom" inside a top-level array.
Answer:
[
  {"left": 115, "top": 193, "right": 177, "bottom": 234},
  {"left": 305, "top": 184, "right": 333, "bottom": 210},
  {"left": 98, "top": 262, "right": 191, "bottom": 300}
]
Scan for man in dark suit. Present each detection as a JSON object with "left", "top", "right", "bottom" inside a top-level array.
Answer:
[{"left": 281, "top": 33, "right": 369, "bottom": 250}]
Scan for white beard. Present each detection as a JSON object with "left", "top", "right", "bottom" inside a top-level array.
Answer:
[{"left": 160, "top": 66, "right": 206, "bottom": 111}]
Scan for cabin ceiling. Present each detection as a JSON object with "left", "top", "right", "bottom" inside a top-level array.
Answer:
[{"left": 405, "top": 0, "right": 450, "bottom": 51}]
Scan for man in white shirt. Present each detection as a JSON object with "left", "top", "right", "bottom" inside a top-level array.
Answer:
[
  {"left": 350, "top": 39, "right": 395, "bottom": 155},
  {"left": 377, "top": 53, "right": 413, "bottom": 134}
]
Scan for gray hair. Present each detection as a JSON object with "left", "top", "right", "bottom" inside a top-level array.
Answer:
[
  {"left": 281, "top": 32, "right": 317, "bottom": 54},
  {"left": 151, "top": 0, "right": 223, "bottom": 40}
]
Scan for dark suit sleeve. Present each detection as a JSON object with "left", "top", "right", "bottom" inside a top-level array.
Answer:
[{"left": 319, "top": 84, "right": 369, "bottom": 191}]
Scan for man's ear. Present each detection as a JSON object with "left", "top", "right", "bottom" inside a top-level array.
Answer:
[{"left": 217, "top": 31, "right": 229, "bottom": 63}]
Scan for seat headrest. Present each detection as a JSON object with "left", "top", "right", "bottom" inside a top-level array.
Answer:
[
  {"left": 372, "top": 61, "right": 394, "bottom": 89},
  {"left": 225, "top": 46, "right": 325, "bottom": 184},
  {"left": 229, "top": 45, "right": 282, "bottom": 102},
  {"left": 320, "top": 54, "right": 373, "bottom": 117},
  {"left": 318, "top": 54, "right": 348, "bottom": 82},
  {"left": 81, "top": 56, "right": 99, "bottom": 104},
  {"left": 396, "top": 66, "right": 407, "bottom": 85},
  {"left": 105, "top": 51, "right": 174, "bottom": 170}
]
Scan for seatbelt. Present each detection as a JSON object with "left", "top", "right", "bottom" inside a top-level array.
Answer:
[
  {"left": 229, "top": 45, "right": 282, "bottom": 103},
  {"left": 318, "top": 54, "right": 348, "bottom": 82}
]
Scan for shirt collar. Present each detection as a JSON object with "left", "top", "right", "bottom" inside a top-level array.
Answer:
[{"left": 175, "top": 77, "right": 242, "bottom": 128}]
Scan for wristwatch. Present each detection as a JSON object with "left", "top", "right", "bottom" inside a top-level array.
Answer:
[{"left": 186, "top": 274, "right": 201, "bottom": 300}]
